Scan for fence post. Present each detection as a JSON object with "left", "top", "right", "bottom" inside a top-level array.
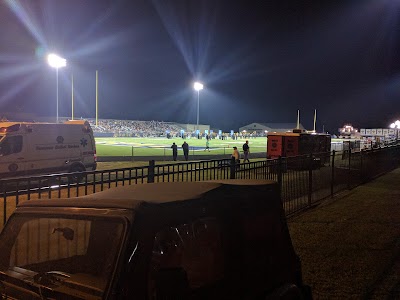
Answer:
[
  {"left": 360, "top": 149, "right": 364, "bottom": 183},
  {"left": 331, "top": 150, "right": 335, "bottom": 197},
  {"left": 230, "top": 157, "right": 236, "bottom": 179},
  {"left": 131, "top": 146, "right": 134, "bottom": 162},
  {"left": 348, "top": 148, "right": 352, "bottom": 189},
  {"left": 263, "top": 160, "right": 267, "bottom": 179},
  {"left": 2, "top": 186, "right": 6, "bottom": 226},
  {"left": 277, "top": 156, "right": 283, "bottom": 197},
  {"left": 308, "top": 154, "right": 313, "bottom": 207},
  {"left": 148, "top": 160, "right": 155, "bottom": 183}
]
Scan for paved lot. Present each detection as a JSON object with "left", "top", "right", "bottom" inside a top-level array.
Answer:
[{"left": 288, "top": 168, "right": 400, "bottom": 299}]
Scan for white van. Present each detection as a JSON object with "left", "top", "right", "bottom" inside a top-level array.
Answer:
[{"left": 0, "top": 120, "right": 96, "bottom": 178}]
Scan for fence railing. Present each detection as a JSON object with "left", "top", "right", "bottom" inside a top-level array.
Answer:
[
  {"left": 2, "top": 145, "right": 400, "bottom": 228},
  {"left": 96, "top": 145, "right": 267, "bottom": 162}
]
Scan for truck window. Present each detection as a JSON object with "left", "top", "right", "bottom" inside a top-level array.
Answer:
[
  {"left": 149, "top": 218, "right": 225, "bottom": 298},
  {"left": 0, "top": 135, "right": 23, "bottom": 156},
  {"left": 0, "top": 215, "right": 125, "bottom": 298}
]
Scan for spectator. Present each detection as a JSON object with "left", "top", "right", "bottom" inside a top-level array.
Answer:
[
  {"left": 231, "top": 146, "right": 240, "bottom": 164},
  {"left": 171, "top": 142, "right": 178, "bottom": 161},
  {"left": 242, "top": 140, "right": 250, "bottom": 163},
  {"left": 182, "top": 141, "right": 189, "bottom": 161},
  {"left": 89, "top": 118, "right": 185, "bottom": 138}
]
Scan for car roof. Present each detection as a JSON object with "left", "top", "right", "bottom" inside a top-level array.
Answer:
[{"left": 18, "top": 179, "right": 277, "bottom": 210}]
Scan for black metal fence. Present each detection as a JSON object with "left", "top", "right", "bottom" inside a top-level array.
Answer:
[{"left": 2, "top": 144, "right": 400, "bottom": 227}]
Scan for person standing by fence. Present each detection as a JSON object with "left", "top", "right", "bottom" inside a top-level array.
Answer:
[
  {"left": 171, "top": 142, "right": 178, "bottom": 161},
  {"left": 232, "top": 146, "right": 240, "bottom": 163},
  {"left": 242, "top": 140, "right": 250, "bottom": 162},
  {"left": 182, "top": 141, "right": 189, "bottom": 161}
]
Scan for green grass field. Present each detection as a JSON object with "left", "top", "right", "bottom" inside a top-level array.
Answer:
[{"left": 95, "top": 137, "right": 268, "bottom": 157}]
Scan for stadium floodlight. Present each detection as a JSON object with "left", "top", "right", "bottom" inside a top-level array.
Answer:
[
  {"left": 193, "top": 82, "right": 203, "bottom": 91},
  {"left": 193, "top": 81, "right": 204, "bottom": 128},
  {"left": 390, "top": 120, "right": 400, "bottom": 129},
  {"left": 47, "top": 53, "right": 67, "bottom": 123}
]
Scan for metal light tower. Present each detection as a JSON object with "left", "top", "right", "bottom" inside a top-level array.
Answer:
[
  {"left": 193, "top": 81, "right": 204, "bottom": 129},
  {"left": 47, "top": 53, "right": 67, "bottom": 123}
]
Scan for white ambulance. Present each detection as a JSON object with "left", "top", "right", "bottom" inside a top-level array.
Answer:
[{"left": 0, "top": 120, "right": 97, "bottom": 178}]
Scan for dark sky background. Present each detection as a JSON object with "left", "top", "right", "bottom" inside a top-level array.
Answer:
[{"left": 1, "top": 0, "right": 400, "bottom": 133}]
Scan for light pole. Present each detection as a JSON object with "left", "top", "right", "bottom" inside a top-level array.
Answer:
[
  {"left": 47, "top": 53, "right": 67, "bottom": 123},
  {"left": 193, "top": 81, "right": 204, "bottom": 130}
]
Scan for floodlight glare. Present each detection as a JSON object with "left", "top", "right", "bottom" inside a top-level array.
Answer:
[{"left": 193, "top": 82, "right": 203, "bottom": 91}]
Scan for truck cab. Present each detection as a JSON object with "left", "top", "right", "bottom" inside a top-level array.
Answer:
[{"left": 0, "top": 180, "right": 311, "bottom": 299}]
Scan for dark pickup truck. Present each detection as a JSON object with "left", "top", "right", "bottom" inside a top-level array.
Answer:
[{"left": 0, "top": 179, "right": 311, "bottom": 299}]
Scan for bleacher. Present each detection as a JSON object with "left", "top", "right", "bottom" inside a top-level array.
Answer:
[{"left": 87, "top": 118, "right": 184, "bottom": 138}]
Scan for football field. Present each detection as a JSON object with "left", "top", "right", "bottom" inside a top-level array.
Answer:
[{"left": 95, "top": 137, "right": 268, "bottom": 157}]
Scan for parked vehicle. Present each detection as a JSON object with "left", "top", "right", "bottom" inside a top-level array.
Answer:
[
  {"left": 267, "top": 130, "right": 331, "bottom": 170},
  {"left": 0, "top": 179, "right": 311, "bottom": 299},
  {"left": 0, "top": 120, "right": 96, "bottom": 178}
]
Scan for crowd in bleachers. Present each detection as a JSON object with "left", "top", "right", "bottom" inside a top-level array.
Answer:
[
  {"left": 87, "top": 118, "right": 266, "bottom": 139},
  {"left": 87, "top": 119, "right": 184, "bottom": 137}
]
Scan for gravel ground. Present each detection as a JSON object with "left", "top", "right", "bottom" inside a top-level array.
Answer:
[{"left": 288, "top": 168, "right": 400, "bottom": 299}]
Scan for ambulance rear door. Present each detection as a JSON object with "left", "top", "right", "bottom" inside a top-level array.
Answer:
[{"left": 80, "top": 132, "right": 96, "bottom": 170}]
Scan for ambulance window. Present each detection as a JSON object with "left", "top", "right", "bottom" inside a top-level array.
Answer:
[
  {"left": 84, "top": 134, "right": 94, "bottom": 149},
  {"left": 0, "top": 136, "right": 23, "bottom": 156}
]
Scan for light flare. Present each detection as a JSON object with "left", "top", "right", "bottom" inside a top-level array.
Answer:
[
  {"left": 0, "top": 74, "right": 37, "bottom": 103},
  {"left": 0, "top": 62, "right": 38, "bottom": 81},
  {"left": 5, "top": 0, "right": 48, "bottom": 47},
  {"left": 151, "top": 0, "right": 217, "bottom": 77}
]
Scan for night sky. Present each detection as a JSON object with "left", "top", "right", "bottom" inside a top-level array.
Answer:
[{"left": 1, "top": 0, "right": 400, "bottom": 133}]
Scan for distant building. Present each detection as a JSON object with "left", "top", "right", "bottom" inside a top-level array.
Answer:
[
  {"left": 360, "top": 128, "right": 399, "bottom": 140},
  {"left": 239, "top": 123, "right": 305, "bottom": 134}
]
